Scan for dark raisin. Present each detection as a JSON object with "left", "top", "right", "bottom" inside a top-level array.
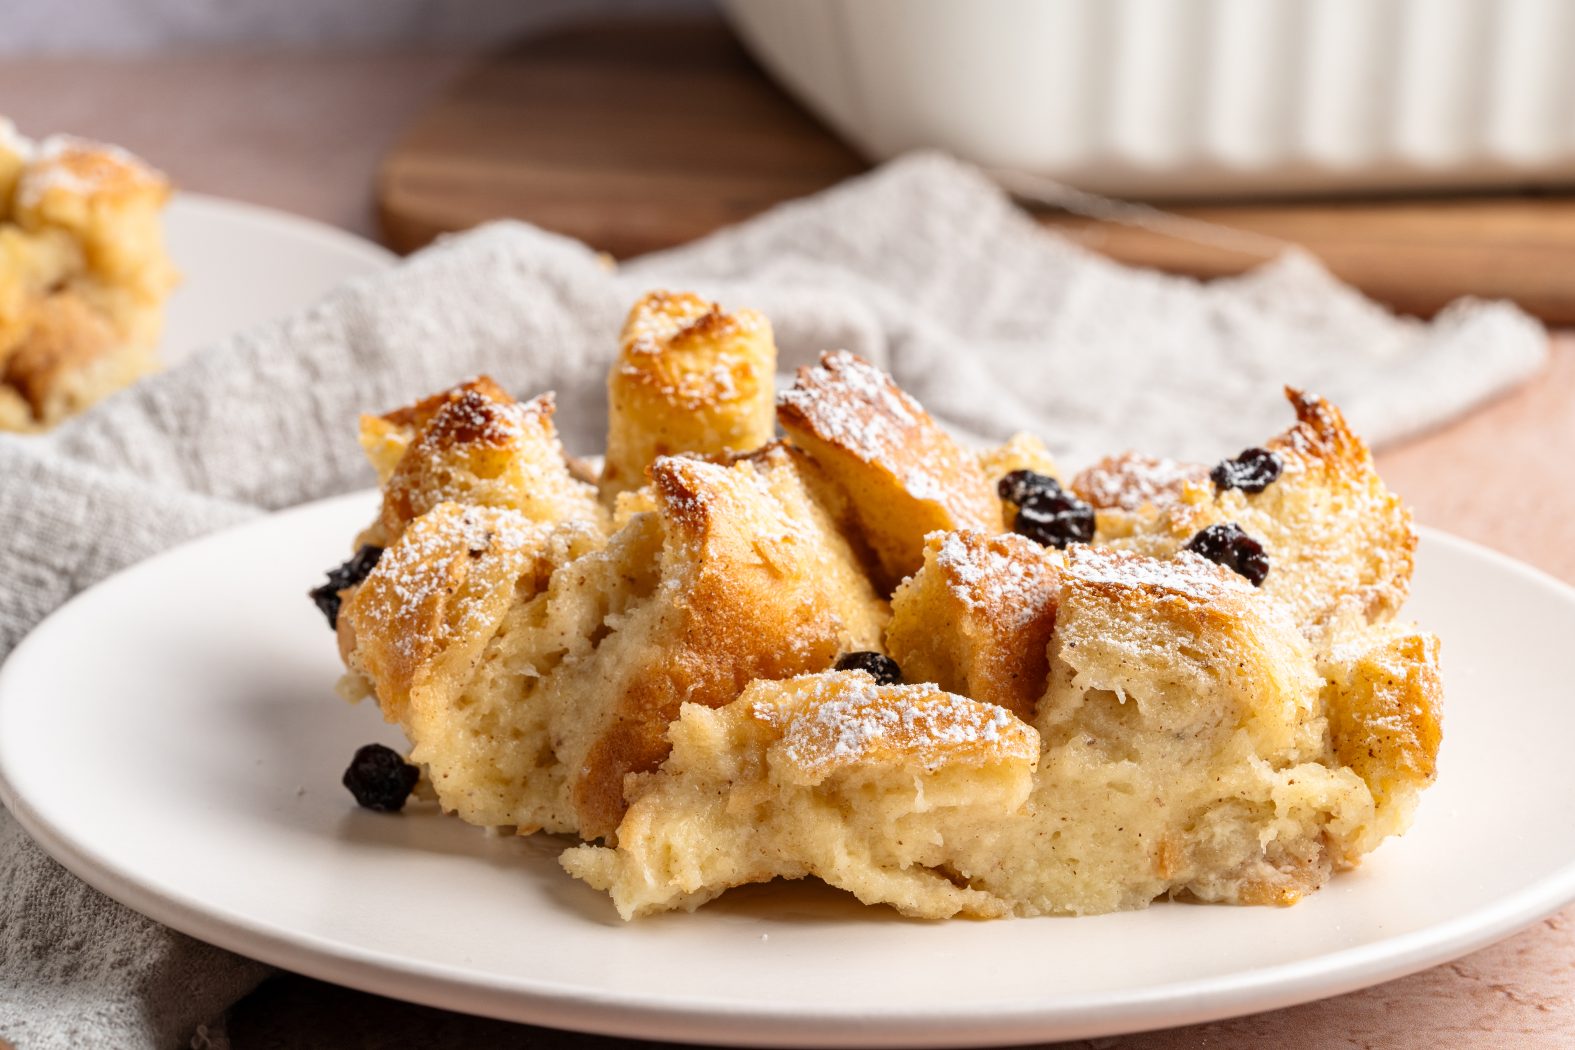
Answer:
[
  {"left": 309, "top": 545, "right": 384, "bottom": 630},
  {"left": 1210, "top": 447, "right": 1283, "bottom": 494},
  {"left": 342, "top": 743, "right": 421, "bottom": 812},
  {"left": 997, "top": 469, "right": 1062, "bottom": 507},
  {"left": 1184, "top": 523, "right": 1270, "bottom": 586},
  {"left": 1011, "top": 487, "right": 1096, "bottom": 550},
  {"left": 834, "top": 651, "right": 903, "bottom": 686}
]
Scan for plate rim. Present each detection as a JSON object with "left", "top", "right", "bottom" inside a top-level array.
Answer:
[{"left": 3, "top": 499, "right": 1574, "bottom": 1048}]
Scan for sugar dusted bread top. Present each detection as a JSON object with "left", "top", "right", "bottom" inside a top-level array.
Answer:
[
  {"left": 748, "top": 671, "right": 1039, "bottom": 785},
  {"left": 602, "top": 291, "right": 777, "bottom": 497},
  {"left": 778, "top": 350, "right": 1004, "bottom": 587},
  {"left": 338, "top": 503, "right": 554, "bottom": 725},
  {"left": 1082, "top": 388, "right": 1416, "bottom": 639},
  {"left": 887, "top": 529, "right": 1060, "bottom": 721},
  {"left": 361, "top": 376, "right": 606, "bottom": 545}
]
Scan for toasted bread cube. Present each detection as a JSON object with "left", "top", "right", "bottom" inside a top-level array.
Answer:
[
  {"left": 947, "top": 546, "right": 1380, "bottom": 915},
  {"left": 778, "top": 351, "right": 1005, "bottom": 589},
  {"left": 887, "top": 530, "right": 1061, "bottom": 721},
  {"left": 338, "top": 503, "right": 555, "bottom": 725},
  {"left": 561, "top": 671, "right": 1040, "bottom": 920},
  {"left": 601, "top": 291, "right": 777, "bottom": 498},
  {"left": 365, "top": 376, "right": 606, "bottom": 545}
]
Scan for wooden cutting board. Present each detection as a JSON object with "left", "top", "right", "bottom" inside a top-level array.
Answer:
[{"left": 379, "top": 18, "right": 1575, "bottom": 323}]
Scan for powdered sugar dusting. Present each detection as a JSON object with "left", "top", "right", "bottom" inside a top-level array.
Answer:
[
  {"left": 781, "top": 351, "right": 920, "bottom": 460},
  {"left": 369, "top": 505, "right": 542, "bottom": 659},
  {"left": 780, "top": 350, "right": 966, "bottom": 509},
  {"left": 932, "top": 530, "right": 1055, "bottom": 628},
  {"left": 1068, "top": 545, "right": 1248, "bottom": 600},
  {"left": 1073, "top": 453, "right": 1208, "bottom": 511},
  {"left": 760, "top": 673, "right": 1036, "bottom": 776}
]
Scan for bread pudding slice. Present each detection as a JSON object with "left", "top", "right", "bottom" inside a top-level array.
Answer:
[
  {"left": 324, "top": 295, "right": 1443, "bottom": 924},
  {"left": 560, "top": 671, "right": 1040, "bottom": 920},
  {"left": 1074, "top": 389, "right": 1415, "bottom": 640},
  {"left": 357, "top": 376, "right": 607, "bottom": 547},
  {"left": 601, "top": 291, "right": 777, "bottom": 498},
  {"left": 778, "top": 350, "right": 1005, "bottom": 588},
  {"left": 0, "top": 121, "right": 177, "bottom": 430},
  {"left": 338, "top": 439, "right": 889, "bottom": 840}
]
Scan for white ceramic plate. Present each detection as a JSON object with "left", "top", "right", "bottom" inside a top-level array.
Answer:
[
  {"left": 161, "top": 194, "right": 395, "bottom": 364},
  {"left": 3, "top": 492, "right": 1574, "bottom": 1047}
]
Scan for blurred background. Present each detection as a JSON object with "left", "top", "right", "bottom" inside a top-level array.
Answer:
[{"left": 7, "top": 0, "right": 1575, "bottom": 321}]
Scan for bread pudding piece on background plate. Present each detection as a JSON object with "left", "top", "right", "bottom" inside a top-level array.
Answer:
[
  {"left": 315, "top": 288, "right": 1442, "bottom": 921},
  {"left": 0, "top": 118, "right": 177, "bottom": 431}
]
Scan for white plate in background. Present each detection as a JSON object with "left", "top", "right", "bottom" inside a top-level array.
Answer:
[
  {"left": 161, "top": 194, "right": 395, "bottom": 364},
  {"left": 2, "top": 491, "right": 1575, "bottom": 1047}
]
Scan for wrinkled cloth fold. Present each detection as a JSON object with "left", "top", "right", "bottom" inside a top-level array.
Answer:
[{"left": 0, "top": 153, "right": 1547, "bottom": 1050}]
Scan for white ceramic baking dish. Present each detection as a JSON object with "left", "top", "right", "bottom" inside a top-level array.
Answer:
[{"left": 720, "top": 0, "right": 1575, "bottom": 198}]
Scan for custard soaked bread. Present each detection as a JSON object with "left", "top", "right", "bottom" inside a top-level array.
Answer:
[
  {"left": 322, "top": 289, "right": 1441, "bottom": 919},
  {"left": 561, "top": 671, "right": 1040, "bottom": 920},
  {"left": 0, "top": 120, "right": 177, "bottom": 430}
]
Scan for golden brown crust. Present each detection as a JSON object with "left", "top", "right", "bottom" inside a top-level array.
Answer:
[
  {"left": 778, "top": 351, "right": 1005, "bottom": 589},
  {"left": 601, "top": 291, "right": 776, "bottom": 497},
  {"left": 887, "top": 530, "right": 1060, "bottom": 721},
  {"left": 369, "top": 377, "right": 605, "bottom": 545}
]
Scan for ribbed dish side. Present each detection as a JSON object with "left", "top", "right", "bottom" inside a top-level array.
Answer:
[{"left": 722, "top": 0, "right": 1575, "bottom": 197}]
